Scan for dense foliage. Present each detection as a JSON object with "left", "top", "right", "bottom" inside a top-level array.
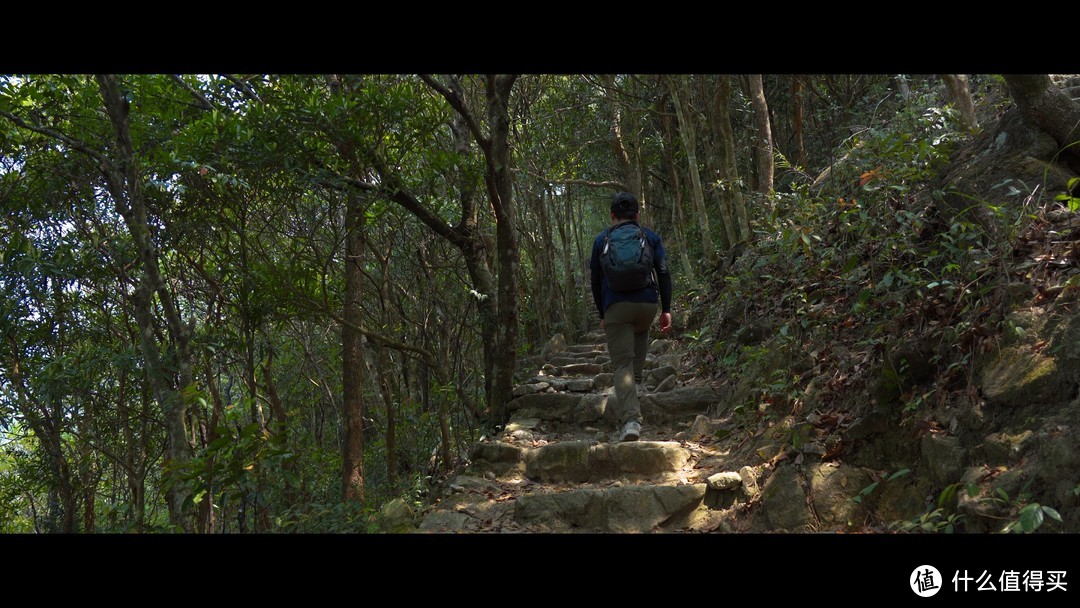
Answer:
[{"left": 1, "top": 74, "right": 1043, "bottom": 533}]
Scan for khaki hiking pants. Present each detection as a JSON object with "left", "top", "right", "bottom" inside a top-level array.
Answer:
[{"left": 603, "top": 301, "right": 658, "bottom": 427}]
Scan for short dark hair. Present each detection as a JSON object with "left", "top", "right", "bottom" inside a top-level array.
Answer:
[{"left": 611, "top": 191, "right": 638, "bottom": 219}]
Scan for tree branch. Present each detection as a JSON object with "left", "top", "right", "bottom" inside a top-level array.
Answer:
[
  {"left": 222, "top": 74, "right": 263, "bottom": 104},
  {"left": 367, "top": 154, "right": 461, "bottom": 244},
  {"left": 169, "top": 75, "right": 214, "bottom": 110},
  {"left": 297, "top": 297, "right": 438, "bottom": 367},
  {"left": 420, "top": 74, "right": 489, "bottom": 150},
  {"left": 517, "top": 166, "right": 626, "bottom": 190},
  {"left": 0, "top": 110, "right": 112, "bottom": 171}
]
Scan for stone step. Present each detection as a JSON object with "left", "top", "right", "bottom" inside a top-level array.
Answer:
[
  {"left": 469, "top": 439, "right": 692, "bottom": 483},
  {"left": 513, "top": 377, "right": 598, "bottom": 396},
  {"left": 567, "top": 344, "right": 606, "bottom": 354},
  {"left": 547, "top": 355, "right": 610, "bottom": 367},
  {"left": 643, "top": 385, "right": 726, "bottom": 421},
  {"left": 411, "top": 319, "right": 726, "bottom": 534},
  {"left": 507, "top": 392, "right": 604, "bottom": 424},
  {"left": 507, "top": 383, "right": 722, "bottom": 425},
  {"left": 515, "top": 482, "right": 708, "bottom": 533},
  {"left": 582, "top": 330, "right": 606, "bottom": 343},
  {"left": 542, "top": 362, "right": 608, "bottom": 377},
  {"left": 416, "top": 478, "right": 710, "bottom": 533}
]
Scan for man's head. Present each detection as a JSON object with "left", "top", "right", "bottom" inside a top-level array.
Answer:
[{"left": 610, "top": 191, "right": 639, "bottom": 221}]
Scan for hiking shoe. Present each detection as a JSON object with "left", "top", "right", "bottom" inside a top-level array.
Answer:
[{"left": 619, "top": 420, "right": 641, "bottom": 442}]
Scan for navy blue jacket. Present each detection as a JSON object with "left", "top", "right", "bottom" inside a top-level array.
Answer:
[{"left": 590, "top": 221, "right": 672, "bottom": 319}]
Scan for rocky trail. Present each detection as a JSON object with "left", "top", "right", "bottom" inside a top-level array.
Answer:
[{"left": 403, "top": 306, "right": 833, "bottom": 534}]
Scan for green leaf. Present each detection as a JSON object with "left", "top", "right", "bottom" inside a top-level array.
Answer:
[
  {"left": 938, "top": 483, "right": 959, "bottom": 509},
  {"left": 887, "top": 468, "right": 911, "bottom": 481},
  {"left": 1019, "top": 503, "right": 1043, "bottom": 533},
  {"left": 1042, "top": 506, "right": 1062, "bottom": 522}
]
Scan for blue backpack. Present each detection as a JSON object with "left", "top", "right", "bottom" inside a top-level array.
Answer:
[{"left": 600, "top": 222, "right": 655, "bottom": 292}]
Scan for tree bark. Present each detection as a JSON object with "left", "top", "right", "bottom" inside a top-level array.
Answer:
[
  {"left": 484, "top": 75, "right": 522, "bottom": 426},
  {"left": 96, "top": 75, "right": 195, "bottom": 533},
  {"left": 602, "top": 75, "right": 644, "bottom": 211},
  {"left": 792, "top": 76, "right": 806, "bottom": 169},
  {"left": 667, "top": 75, "right": 718, "bottom": 265},
  {"left": 895, "top": 74, "right": 911, "bottom": 101},
  {"left": 659, "top": 104, "right": 696, "bottom": 285},
  {"left": 712, "top": 76, "right": 750, "bottom": 249},
  {"left": 374, "top": 246, "right": 398, "bottom": 487},
  {"left": 748, "top": 75, "right": 775, "bottom": 195},
  {"left": 341, "top": 189, "right": 367, "bottom": 504},
  {"left": 417, "top": 74, "right": 521, "bottom": 424},
  {"left": 554, "top": 185, "right": 580, "bottom": 336},
  {"left": 941, "top": 74, "right": 979, "bottom": 134},
  {"left": 1004, "top": 74, "right": 1080, "bottom": 166}
]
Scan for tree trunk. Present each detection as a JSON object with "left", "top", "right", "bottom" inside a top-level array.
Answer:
[
  {"left": 895, "top": 75, "right": 911, "bottom": 101},
  {"left": 97, "top": 75, "right": 195, "bottom": 533},
  {"left": 748, "top": 75, "right": 775, "bottom": 195},
  {"left": 118, "top": 364, "right": 148, "bottom": 532},
  {"left": 341, "top": 190, "right": 367, "bottom": 504},
  {"left": 659, "top": 105, "right": 696, "bottom": 285},
  {"left": 1004, "top": 74, "right": 1080, "bottom": 167},
  {"left": 376, "top": 251, "right": 398, "bottom": 487},
  {"left": 484, "top": 75, "right": 521, "bottom": 426},
  {"left": 602, "top": 74, "right": 644, "bottom": 209},
  {"left": 792, "top": 76, "right": 806, "bottom": 169},
  {"left": 712, "top": 76, "right": 751, "bottom": 249},
  {"left": 941, "top": 74, "right": 979, "bottom": 134},
  {"left": 79, "top": 396, "right": 96, "bottom": 533},
  {"left": 554, "top": 185, "right": 579, "bottom": 336},
  {"left": 572, "top": 187, "right": 589, "bottom": 335},
  {"left": 667, "top": 75, "right": 718, "bottom": 265}
]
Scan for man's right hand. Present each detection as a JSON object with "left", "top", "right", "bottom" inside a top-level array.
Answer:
[{"left": 658, "top": 312, "right": 672, "bottom": 333}]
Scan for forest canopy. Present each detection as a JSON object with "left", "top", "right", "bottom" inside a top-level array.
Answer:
[{"left": 2, "top": 74, "right": 1076, "bottom": 534}]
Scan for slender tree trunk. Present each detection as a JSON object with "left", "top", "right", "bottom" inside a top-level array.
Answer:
[
  {"left": 532, "top": 188, "right": 558, "bottom": 340},
  {"left": 941, "top": 74, "right": 979, "bottom": 134},
  {"left": 748, "top": 75, "right": 775, "bottom": 195},
  {"left": 79, "top": 397, "right": 96, "bottom": 533},
  {"left": 667, "top": 75, "right": 719, "bottom": 265},
  {"left": 117, "top": 363, "right": 147, "bottom": 532},
  {"left": 572, "top": 187, "right": 589, "bottom": 335},
  {"left": 554, "top": 185, "right": 577, "bottom": 337},
  {"left": 342, "top": 190, "right": 367, "bottom": 504},
  {"left": 659, "top": 106, "right": 696, "bottom": 285},
  {"left": 261, "top": 342, "right": 288, "bottom": 431},
  {"left": 793, "top": 77, "right": 806, "bottom": 169},
  {"left": 97, "top": 75, "right": 195, "bottom": 532},
  {"left": 48, "top": 281, "right": 76, "bottom": 533},
  {"left": 201, "top": 358, "right": 224, "bottom": 533},
  {"left": 713, "top": 76, "right": 750, "bottom": 249},
  {"left": 602, "top": 74, "right": 644, "bottom": 203},
  {"left": 238, "top": 216, "right": 266, "bottom": 432},
  {"left": 376, "top": 252, "right": 398, "bottom": 487}
]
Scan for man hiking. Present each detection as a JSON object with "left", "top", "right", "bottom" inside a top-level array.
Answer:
[{"left": 590, "top": 191, "right": 672, "bottom": 442}]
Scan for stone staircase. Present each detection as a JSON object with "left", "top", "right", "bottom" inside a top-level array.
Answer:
[{"left": 416, "top": 325, "right": 756, "bottom": 533}]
